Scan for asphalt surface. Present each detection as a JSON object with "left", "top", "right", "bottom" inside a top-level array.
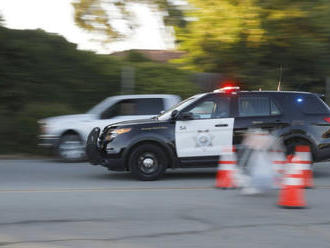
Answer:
[{"left": 1, "top": 159, "right": 330, "bottom": 248}]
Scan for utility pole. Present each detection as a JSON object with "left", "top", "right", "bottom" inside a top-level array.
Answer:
[{"left": 121, "top": 66, "right": 135, "bottom": 94}]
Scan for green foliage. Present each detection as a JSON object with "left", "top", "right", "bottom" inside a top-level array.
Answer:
[
  {"left": 0, "top": 27, "right": 197, "bottom": 154},
  {"left": 134, "top": 62, "right": 198, "bottom": 98},
  {"left": 175, "top": 0, "right": 330, "bottom": 92}
]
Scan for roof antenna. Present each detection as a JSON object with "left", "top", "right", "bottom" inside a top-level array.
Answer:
[{"left": 277, "top": 64, "right": 283, "bottom": 91}]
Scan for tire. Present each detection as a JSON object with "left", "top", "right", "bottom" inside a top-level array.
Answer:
[
  {"left": 57, "top": 134, "right": 86, "bottom": 162},
  {"left": 128, "top": 144, "right": 168, "bottom": 181}
]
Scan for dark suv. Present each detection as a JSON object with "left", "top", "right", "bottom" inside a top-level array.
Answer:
[{"left": 87, "top": 88, "right": 330, "bottom": 180}]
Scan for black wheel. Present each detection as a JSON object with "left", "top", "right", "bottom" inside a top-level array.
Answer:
[
  {"left": 57, "top": 134, "right": 86, "bottom": 162},
  {"left": 128, "top": 144, "right": 168, "bottom": 181}
]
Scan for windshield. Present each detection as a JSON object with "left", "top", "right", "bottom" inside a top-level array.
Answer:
[
  {"left": 87, "top": 97, "right": 114, "bottom": 115},
  {"left": 157, "top": 93, "right": 206, "bottom": 120}
]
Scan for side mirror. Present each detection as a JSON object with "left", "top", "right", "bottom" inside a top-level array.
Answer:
[
  {"left": 180, "top": 112, "right": 194, "bottom": 120},
  {"left": 159, "top": 110, "right": 165, "bottom": 115},
  {"left": 171, "top": 110, "right": 179, "bottom": 120}
]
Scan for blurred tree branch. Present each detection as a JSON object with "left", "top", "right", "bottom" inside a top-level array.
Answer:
[{"left": 72, "top": 0, "right": 186, "bottom": 41}]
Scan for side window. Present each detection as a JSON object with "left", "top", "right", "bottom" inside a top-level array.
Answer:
[
  {"left": 239, "top": 96, "right": 270, "bottom": 117},
  {"left": 189, "top": 100, "right": 216, "bottom": 119},
  {"left": 271, "top": 100, "right": 281, "bottom": 115},
  {"left": 183, "top": 95, "right": 230, "bottom": 119},
  {"left": 135, "top": 98, "right": 164, "bottom": 115},
  {"left": 214, "top": 97, "right": 231, "bottom": 118},
  {"left": 100, "top": 98, "right": 165, "bottom": 119},
  {"left": 100, "top": 99, "right": 137, "bottom": 119}
]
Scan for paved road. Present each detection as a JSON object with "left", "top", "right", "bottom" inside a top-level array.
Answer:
[{"left": 0, "top": 159, "right": 330, "bottom": 248}]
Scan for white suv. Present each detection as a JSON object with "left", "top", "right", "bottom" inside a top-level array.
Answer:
[{"left": 39, "top": 94, "right": 181, "bottom": 161}]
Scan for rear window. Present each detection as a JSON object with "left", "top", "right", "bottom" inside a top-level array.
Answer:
[
  {"left": 298, "top": 95, "right": 330, "bottom": 114},
  {"left": 238, "top": 96, "right": 280, "bottom": 117}
]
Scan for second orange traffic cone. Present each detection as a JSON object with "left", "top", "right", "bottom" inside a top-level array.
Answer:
[{"left": 278, "top": 155, "right": 306, "bottom": 208}]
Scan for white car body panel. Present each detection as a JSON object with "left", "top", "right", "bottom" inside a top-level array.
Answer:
[
  {"left": 39, "top": 94, "right": 181, "bottom": 146},
  {"left": 175, "top": 118, "right": 234, "bottom": 157}
]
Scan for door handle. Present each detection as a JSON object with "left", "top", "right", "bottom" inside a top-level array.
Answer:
[
  {"left": 197, "top": 129, "right": 209, "bottom": 132},
  {"left": 252, "top": 121, "right": 263, "bottom": 124},
  {"left": 215, "top": 124, "right": 228, "bottom": 127}
]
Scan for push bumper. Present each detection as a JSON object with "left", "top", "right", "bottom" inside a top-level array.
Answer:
[
  {"left": 86, "top": 127, "right": 127, "bottom": 171},
  {"left": 86, "top": 127, "right": 103, "bottom": 165}
]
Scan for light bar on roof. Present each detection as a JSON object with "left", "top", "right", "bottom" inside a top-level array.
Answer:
[{"left": 213, "top": 86, "right": 240, "bottom": 93}]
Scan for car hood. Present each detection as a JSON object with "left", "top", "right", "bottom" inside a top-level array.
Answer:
[{"left": 105, "top": 117, "right": 164, "bottom": 128}]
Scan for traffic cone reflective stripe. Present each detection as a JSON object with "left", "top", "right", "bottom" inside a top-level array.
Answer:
[
  {"left": 271, "top": 150, "right": 287, "bottom": 173},
  {"left": 294, "top": 146, "right": 313, "bottom": 188},
  {"left": 283, "top": 176, "right": 302, "bottom": 186}
]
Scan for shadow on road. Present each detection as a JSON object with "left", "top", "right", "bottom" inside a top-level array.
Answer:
[
  {"left": 84, "top": 169, "right": 217, "bottom": 182},
  {"left": 77, "top": 163, "right": 330, "bottom": 182},
  {"left": 164, "top": 170, "right": 216, "bottom": 180}
]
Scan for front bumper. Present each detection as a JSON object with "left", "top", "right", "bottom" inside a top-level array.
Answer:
[
  {"left": 86, "top": 127, "right": 127, "bottom": 171},
  {"left": 39, "top": 135, "right": 59, "bottom": 148}
]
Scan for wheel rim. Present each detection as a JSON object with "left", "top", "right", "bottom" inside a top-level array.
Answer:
[
  {"left": 59, "top": 140, "right": 85, "bottom": 160},
  {"left": 137, "top": 152, "right": 159, "bottom": 174}
]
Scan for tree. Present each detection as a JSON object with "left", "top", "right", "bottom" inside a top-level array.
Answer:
[
  {"left": 72, "top": 0, "right": 186, "bottom": 41},
  {"left": 73, "top": 0, "right": 330, "bottom": 92},
  {"left": 175, "top": 0, "right": 330, "bottom": 92}
]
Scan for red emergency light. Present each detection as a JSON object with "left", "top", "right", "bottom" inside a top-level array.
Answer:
[{"left": 213, "top": 86, "right": 240, "bottom": 93}]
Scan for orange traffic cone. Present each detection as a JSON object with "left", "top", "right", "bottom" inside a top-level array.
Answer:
[
  {"left": 215, "top": 146, "right": 237, "bottom": 189},
  {"left": 278, "top": 155, "right": 306, "bottom": 208},
  {"left": 294, "top": 145, "right": 313, "bottom": 188}
]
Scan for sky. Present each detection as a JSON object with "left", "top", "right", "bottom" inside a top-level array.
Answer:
[{"left": 0, "top": 0, "right": 175, "bottom": 54}]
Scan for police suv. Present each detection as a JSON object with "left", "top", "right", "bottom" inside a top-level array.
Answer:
[{"left": 86, "top": 87, "right": 330, "bottom": 180}]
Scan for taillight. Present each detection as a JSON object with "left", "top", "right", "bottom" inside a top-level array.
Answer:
[{"left": 324, "top": 117, "right": 330, "bottom": 123}]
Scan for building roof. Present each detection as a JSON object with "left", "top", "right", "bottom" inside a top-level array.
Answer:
[{"left": 110, "top": 49, "right": 185, "bottom": 63}]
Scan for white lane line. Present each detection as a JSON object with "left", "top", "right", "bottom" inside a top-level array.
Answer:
[{"left": 0, "top": 186, "right": 214, "bottom": 193}]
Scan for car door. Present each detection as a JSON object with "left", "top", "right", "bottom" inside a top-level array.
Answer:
[
  {"left": 175, "top": 94, "right": 234, "bottom": 158},
  {"left": 233, "top": 94, "right": 285, "bottom": 145}
]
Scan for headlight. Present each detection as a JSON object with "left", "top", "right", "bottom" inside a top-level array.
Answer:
[
  {"left": 38, "top": 121, "right": 48, "bottom": 134},
  {"left": 105, "top": 128, "right": 131, "bottom": 141}
]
